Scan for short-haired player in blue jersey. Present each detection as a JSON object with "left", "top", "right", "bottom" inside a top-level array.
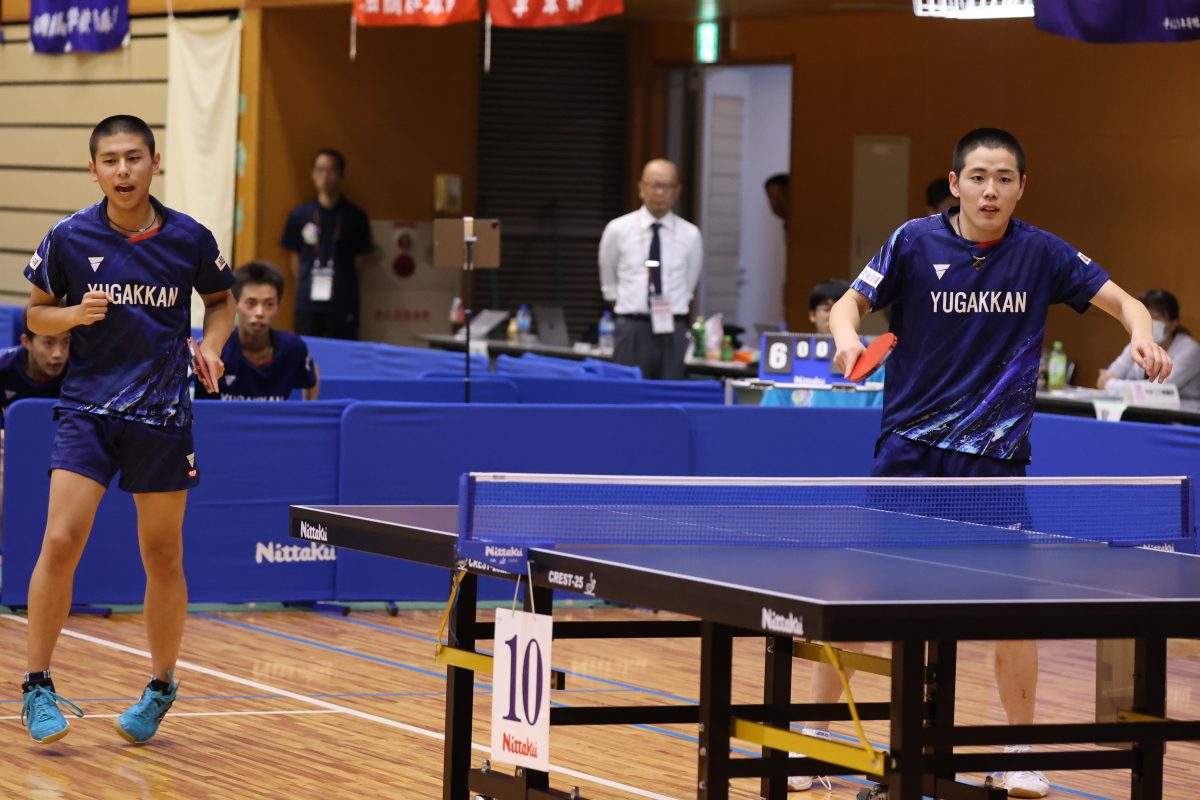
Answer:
[
  {"left": 19, "top": 115, "right": 235, "bottom": 746},
  {"left": 788, "top": 129, "right": 1173, "bottom": 798},
  {"left": 195, "top": 261, "right": 320, "bottom": 401},
  {"left": 0, "top": 327, "right": 70, "bottom": 429}
]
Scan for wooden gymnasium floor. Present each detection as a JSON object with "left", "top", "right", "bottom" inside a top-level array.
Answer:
[{"left": 1, "top": 606, "right": 1198, "bottom": 799}]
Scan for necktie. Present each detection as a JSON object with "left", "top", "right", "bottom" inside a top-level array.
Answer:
[{"left": 648, "top": 222, "right": 663, "bottom": 301}]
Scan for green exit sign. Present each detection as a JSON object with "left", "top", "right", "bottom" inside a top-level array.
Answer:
[{"left": 696, "top": 22, "right": 719, "bottom": 64}]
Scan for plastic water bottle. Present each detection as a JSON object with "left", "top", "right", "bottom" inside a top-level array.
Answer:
[
  {"left": 691, "top": 316, "right": 706, "bottom": 359},
  {"left": 506, "top": 316, "right": 520, "bottom": 344},
  {"left": 721, "top": 334, "right": 735, "bottom": 362},
  {"left": 516, "top": 304, "right": 532, "bottom": 343},
  {"left": 598, "top": 310, "right": 615, "bottom": 355},
  {"left": 1047, "top": 340, "right": 1068, "bottom": 390}
]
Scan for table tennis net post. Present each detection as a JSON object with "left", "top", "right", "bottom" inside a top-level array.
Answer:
[{"left": 457, "top": 473, "right": 1193, "bottom": 558}]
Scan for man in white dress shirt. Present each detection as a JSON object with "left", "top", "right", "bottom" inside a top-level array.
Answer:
[{"left": 598, "top": 159, "right": 703, "bottom": 379}]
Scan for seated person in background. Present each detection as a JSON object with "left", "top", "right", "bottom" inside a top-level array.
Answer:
[
  {"left": 196, "top": 261, "right": 320, "bottom": 401},
  {"left": 1098, "top": 289, "right": 1200, "bottom": 400},
  {"left": 809, "top": 278, "right": 851, "bottom": 335},
  {"left": 0, "top": 327, "right": 69, "bottom": 545},
  {"left": 926, "top": 176, "right": 955, "bottom": 214},
  {"left": 0, "top": 326, "right": 70, "bottom": 427}
]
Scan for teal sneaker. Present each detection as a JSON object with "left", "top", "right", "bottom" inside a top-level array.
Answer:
[
  {"left": 115, "top": 672, "right": 179, "bottom": 744},
  {"left": 21, "top": 684, "right": 84, "bottom": 744}
]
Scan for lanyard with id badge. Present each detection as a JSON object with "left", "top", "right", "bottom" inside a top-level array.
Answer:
[
  {"left": 647, "top": 259, "right": 674, "bottom": 334},
  {"left": 305, "top": 209, "right": 341, "bottom": 303}
]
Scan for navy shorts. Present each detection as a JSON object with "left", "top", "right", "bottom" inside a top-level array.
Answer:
[
  {"left": 50, "top": 409, "right": 199, "bottom": 493},
  {"left": 870, "top": 432, "right": 1032, "bottom": 529},
  {"left": 871, "top": 432, "right": 1027, "bottom": 478}
]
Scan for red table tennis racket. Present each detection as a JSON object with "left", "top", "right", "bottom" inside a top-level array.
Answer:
[
  {"left": 847, "top": 332, "right": 897, "bottom": 382},
  {"left": 188, "top": 336, "right": 218, "bottom": 394}
]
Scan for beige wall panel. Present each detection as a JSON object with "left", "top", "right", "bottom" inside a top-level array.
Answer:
[
  {"left": 0, "top": 128, "right": 167, "bottom": 169},
  {"left": 0, "top": 169, "right": 106, "bottom": 211},
  {"left": 0, "top": 210, "right": 68, "bottom": 250},
  {"left": 0, "top": 84, "right": 166, "bottom": 126},
  {"left": 0, "top": 252, "right": 35, "bottom": 299},
  {"left": 0, "top": 38, "right": 167, "bottom": 83}
]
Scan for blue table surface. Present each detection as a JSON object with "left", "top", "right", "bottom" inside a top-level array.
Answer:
[
  {"left": 311, "top": 505, "right": 1200, "bottom": 607},
  {"left": 549, "top": 541, "right": 1200, "bottom": 606}
]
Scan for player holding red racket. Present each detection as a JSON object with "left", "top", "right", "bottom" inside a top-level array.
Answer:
[{"left": 792, "top": 129, "right": 1172, "bottom": 799}]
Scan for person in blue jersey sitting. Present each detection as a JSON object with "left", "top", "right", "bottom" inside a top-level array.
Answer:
[
  {"left": 0, "top": 326, "right": 69, "bottom": 429},
  {"left": 791, "top": 128, "right": 1173, "bottom": 798},
  {"left": 195, "top": 261, "right": 319, "bottom": 401},
  {"left": 0, "top": 327, "right": 70, "bottom": 550},
  {"left": 20, "top": 114, "right": 235, "bottom": 747}
]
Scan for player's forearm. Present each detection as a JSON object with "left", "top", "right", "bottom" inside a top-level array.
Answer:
[
  {"left": 829, "top": 294, "right": 863, "bottom": 350},
  {"left": 304, "top": 364, "right": 321, "bottom": 401},
  {"left": 201, "top": 291, "right": 235, "bottom": 350},
  {"left": 27, "top": 301, "right": 87, "bottom": 335},
  {"left": 1118, "top": 296, "right": 1154, "bottom": 342}
]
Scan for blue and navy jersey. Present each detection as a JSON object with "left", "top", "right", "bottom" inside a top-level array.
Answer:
[
  {"left": 0, "top": 346, "right": 64, "bottom": 428},
  {"left": 851, "top": 210, "right": 1109, "bottom": 461},
  {"left": 196, "top": 328, "right": 317, "bottom": 401},
  {"left": 23, "top": 196, "right": 234, "bottom": 427}
]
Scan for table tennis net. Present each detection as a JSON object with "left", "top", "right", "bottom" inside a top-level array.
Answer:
[{"left": 459, "top": 474, "right": 1193, "bottom": 549}]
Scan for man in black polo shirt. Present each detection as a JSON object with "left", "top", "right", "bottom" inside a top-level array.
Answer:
[{"left": 281, "top": 148, "right": 374, "bottom": 340}]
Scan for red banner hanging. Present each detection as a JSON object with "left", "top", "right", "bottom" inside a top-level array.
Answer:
[
  {"left": 354, "top": 0, "right": 480, "bottom": 27},
  {"left": 488, "top": 0, "right": 623, "bottom": 27}
]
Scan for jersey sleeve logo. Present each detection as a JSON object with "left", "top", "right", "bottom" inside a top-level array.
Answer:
[
  {"left": 933, "top": 263, "right": 950, "bottom": 279},
  {"left": 216, "top": 253, "right": 228, "bottom": 271},
  {"left": 28, "top": 252, "right": 42, "bottom": 271},
  {"left": 88, "top": 257, "right": 104, "bottom": 272},
  {"left": 856, "top": 266, "right": 884, "bottom": 288},
  {"left": 1076, "top": 251, "right": 1092, "bottom": 265}
]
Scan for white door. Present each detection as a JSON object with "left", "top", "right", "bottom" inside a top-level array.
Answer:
[{"left": 696, "top": 65, "right": 792, "bottom": 332}]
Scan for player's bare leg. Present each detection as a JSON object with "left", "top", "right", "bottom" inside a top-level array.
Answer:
[
  {"left": 995, "top": 640, "right": 1048, "bottom": 798},
  {"left": 995, "top": 640, "right": 1037, "bottom": 725},
  {"left": 790, "top": 641, "right": 868, "bottom": 791},
  {"left": 114, "top": 490, "right": 188, "bottom": 744},
  {"left": 133, "top": 490, "right": 189, "bottom": 680},
  {"left": 26, "top": 470, "right": 106, "bottom": 671},
  {"left": 808, "top": 648, "right": 858, "bottom": 722}
]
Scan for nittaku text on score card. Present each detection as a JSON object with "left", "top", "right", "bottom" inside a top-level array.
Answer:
[{"left": 490, "top": 608, "right": 553, "bottom": 771}]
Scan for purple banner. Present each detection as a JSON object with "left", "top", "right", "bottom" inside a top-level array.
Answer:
[
  {"left": 1036, "top": 0, "right": 1200, "bottom": 43},
  {"left": 29, "top": 0, "right": 129, "bottom": 54}
]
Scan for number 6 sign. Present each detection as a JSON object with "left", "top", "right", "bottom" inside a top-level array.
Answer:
[{"left": 491, "top": 608, "right": 553, "bottom": 771}]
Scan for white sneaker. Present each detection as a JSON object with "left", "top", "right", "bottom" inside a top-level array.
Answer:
[
  {"left": 999, "top": 745, "right": 1049, "bottom": 799},
  {"left": 787, "top": 728, "right": 834, "bottom": 792}
]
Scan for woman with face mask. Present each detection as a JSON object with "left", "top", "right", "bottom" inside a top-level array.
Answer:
[{"left": 1098, "top": 289, "right": 1200, "bottom": 400}]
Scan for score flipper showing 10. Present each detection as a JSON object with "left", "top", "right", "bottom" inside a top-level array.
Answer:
[{"left": 491, "top": 608, "right": 553, "bottom": 772}]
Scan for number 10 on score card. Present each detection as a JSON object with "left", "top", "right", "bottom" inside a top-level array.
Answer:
[{"left": 491, "top": 608, "right": 553, "bottom": 771}]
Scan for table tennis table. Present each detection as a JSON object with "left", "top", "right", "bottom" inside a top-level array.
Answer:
[{"left": 290, "top": 474, "right": 1200, "bottom": 800}]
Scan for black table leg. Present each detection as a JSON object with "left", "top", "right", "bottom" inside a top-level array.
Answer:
[
  {"left": 760, "top": 635, "right": 793, "bottom": 799},
  {"left": 928, "top": 641, "right": 958, "bottom": 788},
  {"left": 444, "top": 572, "right": 478, "bottom": 800},
  {"left": 1131, "top": 636, "right": 1167, "bottom": 800},
  {"left": 699, "top": 621, "right": 735, "bottom": 800},
  {"left": 888, "top": 639, "right": 927, "bottom": 800}
]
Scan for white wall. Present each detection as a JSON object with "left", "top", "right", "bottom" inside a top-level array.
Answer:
[
  {"left": 698, "top": 67, "right": 749, "bottom": 323},
  {"left": 737, "top": 65, "right": 792, "bottom": 330},
  {"left": 699, "top": 65, "right": 792, "bottom": 331}
]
